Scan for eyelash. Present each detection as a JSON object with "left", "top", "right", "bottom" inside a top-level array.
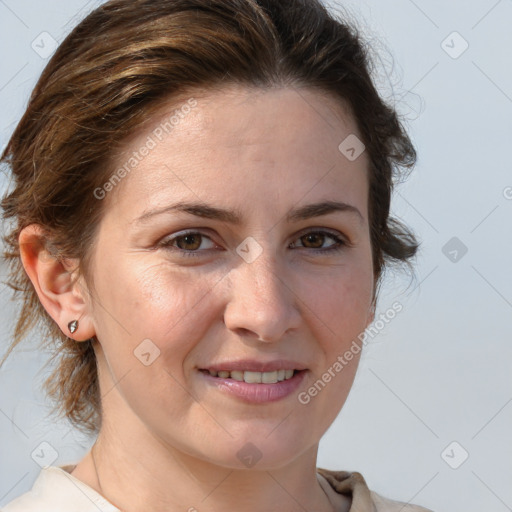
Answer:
[{"left": 158, "top": 229, "right": 348, "bottom": 258}]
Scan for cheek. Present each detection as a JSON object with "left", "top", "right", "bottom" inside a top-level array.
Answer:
[
  {"left": 296, "top": 259, "right": 373, "bottom": 343},
  {"left": 299, "top": 266, "right": 370, "bottom": 418},
  {"left": 131, "top": 262, "right": 224, "bottom": 330},
  {"left": 90, "top": 261, "right": 220, "bottom": 415},
  {"left": 92, "top": 257, "right": 224, "bottom": 365},
  {"left": 96, "top": 257, "right": 198, "bottom": 322}
]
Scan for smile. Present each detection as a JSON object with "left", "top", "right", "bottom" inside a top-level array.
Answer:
[
  {"left": 198, "top": 369, "right": 307, "bottom": 403},
  {"left": 199, "top": 369, "right": 297, "bottom": 384}
]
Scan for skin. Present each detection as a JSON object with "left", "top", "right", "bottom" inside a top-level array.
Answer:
[{"left": 20, "top": 84, "right": 375, "bottom": 512}]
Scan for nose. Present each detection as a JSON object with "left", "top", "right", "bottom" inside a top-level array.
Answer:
[{"left": 223, "top": 249, "right": 301, "bottom": 343}]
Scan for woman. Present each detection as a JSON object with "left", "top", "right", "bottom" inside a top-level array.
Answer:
[{"left": 0, "top": 0, "right": 432, "bottom": 510}]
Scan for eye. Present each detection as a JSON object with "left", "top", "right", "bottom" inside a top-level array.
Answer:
[
  {"left": 158, "top": 228, "right": 348, "bottom": 258},
  {"left": 289, "top": 230, "right": 346, "bottom": 253},
  {"left": 159, "top": 231, "right": 217, "bottom": 257}
]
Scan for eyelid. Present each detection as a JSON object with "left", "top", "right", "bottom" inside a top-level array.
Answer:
[
  {"left": 158, "top": 226, "right": 351, "bottom": 256},
  {"left": 290, "top": 228, "right": 349, "bottom": 250},
  {"left": 289, "top": 224, "right": 352, "bottom": 249},
  {"left": 294, "top": 226, "right": 349, "bottom": 242},
  {"left": 158, "top": 229, "right": 220, "bottom": 249}
]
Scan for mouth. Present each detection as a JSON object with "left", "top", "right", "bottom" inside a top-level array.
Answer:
[
  {"left": 197, "top": 367, "right": 307, "bottom": 403},
  {"left": 198, "top": 368, "right": 303, "bottom": 384}
]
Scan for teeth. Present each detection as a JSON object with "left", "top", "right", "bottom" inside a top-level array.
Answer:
[
  {"left": 244, "top": 371, "right": 262, "bottom": 383},
  {"left": 205, "top": 369, "right": 298, "bottom": 383},
  {"left": 262, "top": 371, "right": 278, "bottom": 383}
]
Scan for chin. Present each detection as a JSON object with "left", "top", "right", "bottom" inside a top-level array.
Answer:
[{"left": 192, "top": 434, "right": 313, "bottom": 471}]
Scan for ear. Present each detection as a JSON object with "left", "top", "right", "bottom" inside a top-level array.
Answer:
[{"left": 18, "top": 224, "right": 96, "bottom": 342}]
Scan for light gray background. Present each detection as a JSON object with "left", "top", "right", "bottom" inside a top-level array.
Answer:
[{"left": 0, "top": 1, "right": 511, "bottom": 511}]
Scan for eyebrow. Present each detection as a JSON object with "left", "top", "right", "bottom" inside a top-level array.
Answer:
[{"left": 135, "top": 200, "right": 364, "bottom": 225}]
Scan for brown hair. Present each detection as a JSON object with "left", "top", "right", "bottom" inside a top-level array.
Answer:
[{"left": 0, "top": 0, "right": 419, "bottom": 435}]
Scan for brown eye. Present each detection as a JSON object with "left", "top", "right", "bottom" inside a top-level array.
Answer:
[
  {"left": 175, "top": 233, "right": 202, "bottom": 250},
  {"left": 300, "top": 233, "right": 325, "bottom": 249},
  {"left": 159, "top": 231, "right": 217, "bottom": 257},
  {"left": 290, "top": 230, "right": 346, "bottom": 253}
]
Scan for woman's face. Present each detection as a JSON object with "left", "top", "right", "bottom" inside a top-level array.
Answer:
[{"left": 86, "top": 85, "right": 374, "bottom": 468}]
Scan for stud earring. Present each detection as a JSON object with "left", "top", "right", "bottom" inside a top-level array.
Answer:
[{"left": 68, "top": 320, "right": 79, "bottom": 334}]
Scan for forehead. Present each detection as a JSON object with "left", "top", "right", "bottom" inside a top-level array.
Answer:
[{"left": 103, "top": 84, "right": 368, "bottom": 216}]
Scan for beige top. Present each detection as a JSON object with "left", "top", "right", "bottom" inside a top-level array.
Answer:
[{"left": 1, "top": 464, "right": 433, "bottom": 511}]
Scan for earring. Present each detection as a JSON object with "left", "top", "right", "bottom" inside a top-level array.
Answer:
[{"left": 68, "top": 320, "right": 79, "bottom": 334}]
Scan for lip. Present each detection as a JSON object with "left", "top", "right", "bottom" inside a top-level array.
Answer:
[
  {"left": 197, "top": 369, "right": 307, "bottom": 403},
  {"left": 198, "top": 359, "right": 308, "bottom": 373}
]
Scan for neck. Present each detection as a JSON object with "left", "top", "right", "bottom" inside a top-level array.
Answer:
[{"left": 72, "top": 419, "right": 348, "bottom": 512}]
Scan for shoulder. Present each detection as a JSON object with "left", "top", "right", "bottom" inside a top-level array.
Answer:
[
  {"left": 1, "top": 466, "right": 119, "bottom": 512},
  {"left": 317, "top": 467, "right": 434, "bottom": 512},
  {"left": 370, "top": 489, "right": 434, "bottom": 511}
]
